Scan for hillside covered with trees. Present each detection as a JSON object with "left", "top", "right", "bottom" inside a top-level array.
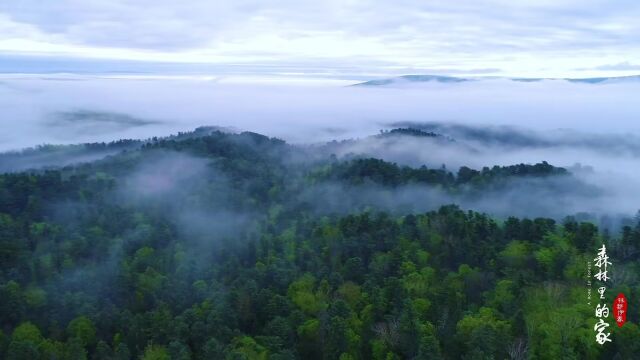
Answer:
[{"left": 0, "top": 129, "right": 638, "bottom": 359}]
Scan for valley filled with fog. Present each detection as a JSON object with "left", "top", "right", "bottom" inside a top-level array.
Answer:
[{"left": 2, "top": 75, "right": 640, "bottom": 221}]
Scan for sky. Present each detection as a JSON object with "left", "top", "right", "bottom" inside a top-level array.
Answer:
[{"left": 1, "top": 0, "right": 640, "bottom": 78}]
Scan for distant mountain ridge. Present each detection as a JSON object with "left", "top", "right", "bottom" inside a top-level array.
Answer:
[{"left": 354, "top": 74, "right": 640, "bottom": 86}]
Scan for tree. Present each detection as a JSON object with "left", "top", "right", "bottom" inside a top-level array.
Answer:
[
  {"left": 5, "top": 341, "right": 39, "bottom": 360},
  {"left": 168, "top": 340, "right": 191, "bottom": 360},
  {"left": 228, "top": 336, "right": 268, "bottom": 360},
  {"left": 141, "top": 344, "right": 170, "bottom": 360},
  {"left": 0, "top": 281, "right": 26, "bottom": 327},
  {"left": 67, "top": 316, "right": 97, "bottom": 348},
  {"left": 6, "top": 322, "right": 43, "bottom": 359},
  {"left": 200, "top": 338, "right": 226, "bottom": 359},
  {"left": 456, "top": 308, "right": 511, "bottom": 359},
  {"left": 65, "top": 337, "right": 88, "bottom": 360},
  {"left": 114, "top": 343, "right": 131, "bottom": 360},
  {"left": 94, "top": 340, "right": 113, "bottom": 360}
]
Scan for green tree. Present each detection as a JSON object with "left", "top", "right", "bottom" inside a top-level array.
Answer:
[
  {"left": 141, "top": 344, "right": 170, "bottom": 360},
  {"left": 67, "top": 316, "right": 97, "bottom": 347}
]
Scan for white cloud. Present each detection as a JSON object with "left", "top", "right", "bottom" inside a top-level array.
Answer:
[
  {"left": 594, "top": 61, "right": 640, "bottom": 71},
  {"left": 0, "top": 1, "right": 639, "bottom": 77}
]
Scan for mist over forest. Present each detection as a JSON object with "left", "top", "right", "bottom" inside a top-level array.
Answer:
[
  {"left": 1, "top": 76, "right": 640, "bottom": 359},
  {"left": 2, "top": 76, "right": 639, "bottom": 220}
]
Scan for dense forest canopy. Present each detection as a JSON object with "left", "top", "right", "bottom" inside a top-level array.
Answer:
[{"left": 0, "top": 128, "right": 638, "bottom": 359}]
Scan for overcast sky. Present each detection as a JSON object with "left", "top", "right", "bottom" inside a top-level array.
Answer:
[{"left": 1, "top": 1, "right": 639, "bottom": 78}]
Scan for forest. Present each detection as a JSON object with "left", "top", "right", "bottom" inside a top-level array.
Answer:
[{"left": 0, "top": 128, "right": 638, "bottom": 359}]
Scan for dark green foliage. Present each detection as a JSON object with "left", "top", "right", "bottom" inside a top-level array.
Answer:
[
  {"left": 377, "top": 128, "right": 443, "bottom": 138},
  {"left": 317, "top": 157, "right": 566, "bottom": 189},
  {"left": 0, "top": 129, "right": 634, "bottom": 359}
]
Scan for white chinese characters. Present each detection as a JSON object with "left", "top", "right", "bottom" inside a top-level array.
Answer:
[{"left": 593, "top": 245, "right": 611, "bottom": 345}]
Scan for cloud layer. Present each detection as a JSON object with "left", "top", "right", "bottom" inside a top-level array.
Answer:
[
  {"left": 1, "top": 1, "right": 640, "bottom": 76},
  {"left": 1, "top": 75, "right": 640, "bottom": 150}
]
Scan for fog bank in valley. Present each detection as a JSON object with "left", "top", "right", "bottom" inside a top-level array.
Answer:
[
  {"left": 2, "top": 75, "right": 640, "bottom": 150},
  {"left": 1, "top": 75, "right": 639, "bottom": 221}
]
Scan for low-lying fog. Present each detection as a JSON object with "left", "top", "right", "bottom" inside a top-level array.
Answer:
[
  {"left": 2, "top": 75, "right": 639, "bottom": 149},
  {"left": 1, "top": 74, "right": 639, "bottom": 219}
]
